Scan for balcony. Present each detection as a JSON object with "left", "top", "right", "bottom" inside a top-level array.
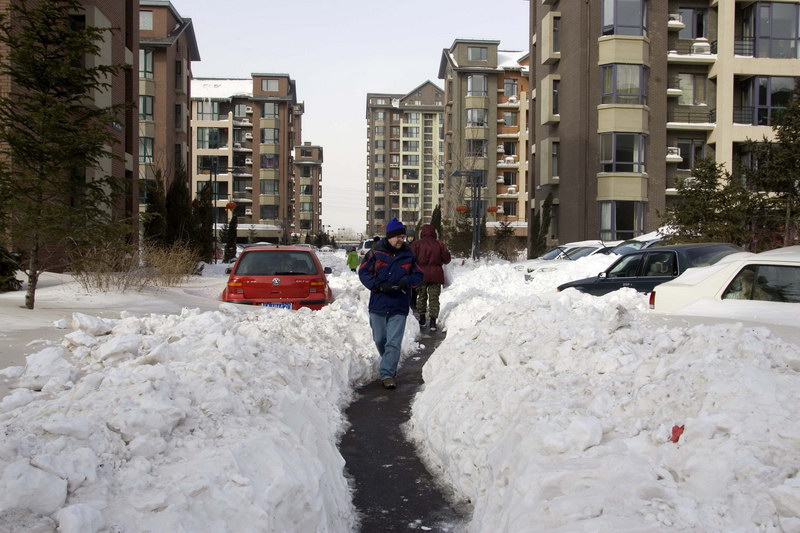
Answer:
[
  {"left": 667, "top": 13, "right": 685, "bottom": 31},
  {"left": 666, "top": 109, "right": 715, "bottom": 130},
  {"left": 711, "top": 38, "right": 754, "bottom": 56},
  {"left": 667, "top": 39, "right": 716, "bottom": 64}
]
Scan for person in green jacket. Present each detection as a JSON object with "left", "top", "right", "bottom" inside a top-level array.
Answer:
[{"left": 346, "top": 246, "right": 360, "bottom": 272}]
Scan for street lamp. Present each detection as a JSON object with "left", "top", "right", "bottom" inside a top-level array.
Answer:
[{"left": 451, "top": 170, "right": 482, "bottom": 261}]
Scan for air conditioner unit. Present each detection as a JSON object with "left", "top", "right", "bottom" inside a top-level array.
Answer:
[
  {"left": 244, "top": 133, "right": 253, "bottom": 140},
  {"left": 508, "top": 96, "right": 518, "bottom": 103},
  {"left": 241, "top": 118, "right": 251, "bottom": 124},
  {"left": 245, "top": 158, "right": 253, "bottom": 165},
  {"left": 234, "top": 142, "right": 241, "bottom": 149},
  {"left": 245, "top": 208, "right": 253, "bottom": 215},
  {"left": 245, "top": 106, "right": 253, "bottom": 114}
]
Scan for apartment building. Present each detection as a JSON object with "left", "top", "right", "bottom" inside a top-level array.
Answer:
[
  {"left": 190, "top": 75, "right": 323, "bottom": 243},
  {"left": 138, "top": 0, "right": 200, "bottom": 208},
  {"left": 439, "top": 40, "right": 530, "bottom": 237},
  {"left": 365, "top": 82, "right": 445, "bottom": 237},
  {"left": 530, "top": 0, "right": 799, "bottom": 243}
]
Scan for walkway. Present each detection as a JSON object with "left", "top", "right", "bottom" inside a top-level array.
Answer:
[{"left": 339, "top": 329, "right": 470, "bottom": 532}]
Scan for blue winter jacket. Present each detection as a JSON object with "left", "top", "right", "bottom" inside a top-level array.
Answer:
[{"left": 358, "top": 238, "right": 423, "bottom": 316}]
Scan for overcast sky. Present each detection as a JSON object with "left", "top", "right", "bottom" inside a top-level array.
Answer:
[{"left": 172, "top": 0, "right": 530, "bottom": 235}]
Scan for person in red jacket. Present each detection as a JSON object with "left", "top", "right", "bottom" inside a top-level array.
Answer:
[{"left": 410, "top": 224, "right": 451, "bottom": 331}]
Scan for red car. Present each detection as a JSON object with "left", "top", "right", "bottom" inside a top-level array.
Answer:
[{"left": 221, "top": 246, "right": 333, "bottom": 310}]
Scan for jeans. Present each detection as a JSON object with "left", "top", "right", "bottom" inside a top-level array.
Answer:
[{"left": 369, "top": 312, "right": 407, "bottom": 379}]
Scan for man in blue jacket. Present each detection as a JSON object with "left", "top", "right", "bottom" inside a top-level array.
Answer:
[{"left": 358, "top": 218, "right": 423, "bottom": 389}]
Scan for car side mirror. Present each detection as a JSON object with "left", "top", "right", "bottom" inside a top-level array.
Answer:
[
  {"left": 225, "top": 267, "right": 232, "bottom": 274},
  {"left": 324, "top": 267, "right": 332, "bottom": 274},
  {"left": 598, "top": 272, "right": 607, "bottom": 279}
]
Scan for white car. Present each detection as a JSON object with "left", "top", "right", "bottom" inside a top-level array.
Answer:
[
  {"left": 649, "top": 246, "right": 800, "bottom": 324},
  {"left": 515, "top": 240, "right": 608, "bottom": 272}
]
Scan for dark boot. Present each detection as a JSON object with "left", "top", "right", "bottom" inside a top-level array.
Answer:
[
  {"left": 418, "top": 313, "right": 426, "bottom": 328},
  {"left": 429, "top": 317, "right": 437, "bottom": 331}
]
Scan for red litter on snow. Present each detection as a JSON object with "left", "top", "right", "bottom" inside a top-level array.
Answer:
[{"left": 671, "top": 425, "right": 685, "bottom": 443}]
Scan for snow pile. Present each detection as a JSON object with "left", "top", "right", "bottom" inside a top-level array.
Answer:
[
  {"left": 0, "top": 261, "right": 420, "bottom": 532},
  {"left": 408, "top": 265, "right": 800, "bottom": 531}
]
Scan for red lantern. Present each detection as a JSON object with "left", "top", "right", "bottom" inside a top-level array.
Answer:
[
  {"left": 456, "top": 205, "right": 468, "bottom": 213},
  {"left": 225, "top": 201, "right": 237, "bottom": 210},
  {"left": 486, "top": 206, "right": 498, "bottom": 213}
]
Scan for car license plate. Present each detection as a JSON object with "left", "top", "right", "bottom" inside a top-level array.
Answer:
[{"left": 262, "top": 302, "right": 292, "bottom": 309}]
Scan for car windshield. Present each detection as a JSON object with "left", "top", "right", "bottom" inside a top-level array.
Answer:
[
  {"left": 234, "top": 251, "right": 317, "bottom": 275},
  {"left": 684, "top": 244, "right": 742, "bottom": 268},
  {"left": 539, "top": 246, "right": 568, "bottom": 260},
  {"left": 564, "top": 247, "right": 596, "bottom": 260},
  {"left": 610, "top": 240, "right": 647, "bottom": 256}
]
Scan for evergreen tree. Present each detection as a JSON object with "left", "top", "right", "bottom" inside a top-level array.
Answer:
[
  {"left": 529, "top": 192, "right": 553, "bottom": 258},
  {"left": 661, "top": 158, "right": 754, "bottom": 248},
  {"left": 0, "top": 0, "right": 131, "bottom": 308},
  {"left": 744, "top": 82, "right": 800, "bottom": 247},
  {"left": 223, "top": 214, "right": 238, "bottom": 263},
  {"left": 192, "top": 185, "right": 214, "bottom": 261},
  {"left": 430, "top": 204, "right": 443, "bottom": 239},
  {"left": 165, "top": 165, "right": 194, "bottom": 246},
  {"left": 142, "top": 170, "right": 167, "bottom": 245}
]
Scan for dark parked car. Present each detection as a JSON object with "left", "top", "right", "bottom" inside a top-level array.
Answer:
[
  {"left": 557, "top": 243, "right": 744, "bottom": 296},
  {"left": 221, "top": 246, "right": 333, "bottom": 310}
]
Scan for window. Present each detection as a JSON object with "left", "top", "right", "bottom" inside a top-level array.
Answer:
[
  {"left": 375, "top": 168, "right": 385, "bottom": 177},
  {"left": 602, "top": 0, "right": 647, "bottom": 36},
  {"left": 375, "top": 140, "right": 385, "bottom": 149},
  {"left": 403, "top": 155, "right": 420, "bottom": 166},
  {"left": 405, "top": 113, "right": 420, "bottom": 123},
  {"left": 375, "top": 154, "right": 385, "bottom": 164},
  {"left": 139, "top": 137, "right": 153, "bottom": 163},
  {"left": 678, "top": 73, "right": 706, "bottom": 105},
  {"left": 466, "top": 108, "right": 488, "bottom": 126},
  {"left": 503, "top": 171, "right": 517, "bottom": 185},
  {"left": 468, "top": 46, "right": 487, "bottom": 61},
  {"left": 403, "top": 141, "right": 419, "bottom": 152},
  {"left": 676, "top": 138, "right": 705, "bottom": 170},
  {"left": 260, "top": 179, "right": 278, "bottom": 195},
  {"left": 503, "top": 142, "right": 517, "bottom": 156},
  {"left": 392, "top": 112, "right": 400, "bottom": 121},
  {"left": 466, "top": 139, "right": 487, "bottom": 157},
  {"left": 375, "top": 125, "right": 385, "bottom": 135},
  {"left": 300, "top": 220, "right": 312, "bottom": 230},
  {"left": 754, "top": 76, "right": 795, "bottom": 125},
  {"left": 260, "top": 154, "right": 279, "bottom": 169},
  {"left": 552, "top": 141, "right": 560, "bottom": 178},
  {"left": 375, "top": 98, "right": 387, "bottom": 105},
  {"left": 723, "top": 265, "right": 800, "bottom": 302},
  {"left": 374, "top": 182, "right": 386, "bottom": 191},
  {"left": 599, "top": 201, "right": 645, "bottom": 240},
  {"left": 601, "top": 64, "right": 648, "bottom": 105},
  {"left": 552, "top": 80, "right": 560, "bottom": 115},
  {"left": 138, "top": 95, "right": 153, "bottom": 121},
  {"left": 261, "top": 128, "right": 279, "bottom": 144},
  {"left": 197, "top": 155, "right": 222, "bottom": 174},
  {"left": 553, "top": 17, "right": 561, "bottom": 52},
  {"left": 750, "top": 3, "right": 800, "bottom": 59},
  {"left": 234, "top": 104, "right": 248, "bottom": 117},
  {"left": 300, "top": 148, "right": 313, "bottom": 157},
  {"left": 390, "top": 154, "right": 400, "bottom": 164},
  {"left": 504, "top": 79, "right": 518, "bottom": 97},
  {"left": 467, "top": 75, "right": 488, "bottom": 96},
  {"left": 600, "top": 133, "right": 647, "bottom": 172},
  {"left": 403, "top": 170, "right": 419, "bottom": 180},
  {"left": 503, "top": 202, "right": 517, "bottom": 216},
  {"left": 262, "top": 79, "right": 279, "bottom": 92},
  {"left": 402, "top": 127, "right": 420, "bottom": 137},
  {"left": 376, "top": 111, "right": 385, "bottom": 121},
  {"left": 679, "top": 8, "right": 707, "bottom": 40},
  {"left": 139, "top": 10, "right": 153, "bottom": 30},
  {"left": 390, "top": 168, "right": 399, "bottom": 178},
  {"left": 197, "top": 127, "right": 221, "bottom": 149},
  {"left": 503, "top": 112, "right": 518, "bottom": 126},
  {"left": 390, "top": 140, "right": 400, "bottom": 151},
  {"left": 174, "top": 144, "right": 182, "bottom": 167},
  {"left": 197, "top": 101, "right": 218, "bottom": 120},
  {"left": 260, "top": 205, "right": 278, "bottom": 219},
  {"left": 139, "top": 49, "right": 153, "bottom": 79},
  {"left": 390, "top": 126, "right": 400, "bottom": 137},
  {"left": 174, "top": 104, "right": 183, "bottom": 130},
  {"left": 262, "top": 103, "right": 279, "bottom": 119},
  {"left": 175, "top": 60, "right": 183, "bottom": 91},
  {"left": 300, "top": 202, "right": 313, "bottom": 213}
]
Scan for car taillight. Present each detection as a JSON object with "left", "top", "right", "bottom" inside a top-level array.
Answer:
[
  {"left": 227, "top": 280, "right": 244, "bottom": 294},
  {"left": 648, "top": 291, "right": 655, "bottom": 309},
  {"left": 309, "top": 279, "right": 326, "bottom": 293}
]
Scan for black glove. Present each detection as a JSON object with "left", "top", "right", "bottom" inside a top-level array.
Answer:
[
  {"left": 397, "top": 279, "right": 408, "bottom": 291},
  {"left": 378, "top": 283, "right": 395, "bottom": 293}
]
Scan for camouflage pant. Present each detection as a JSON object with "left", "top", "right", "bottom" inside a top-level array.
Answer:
[{"left": 416, "top": 282, "right": 442, "bottom": 318}]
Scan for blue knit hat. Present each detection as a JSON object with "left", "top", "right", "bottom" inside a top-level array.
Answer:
[{"left": 385, "top": 218, "right": 406, "bottom": 239}]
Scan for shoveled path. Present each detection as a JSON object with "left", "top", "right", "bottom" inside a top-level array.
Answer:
[{"left": 340, "top": 328, "right": 470, "bottom": 532}]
